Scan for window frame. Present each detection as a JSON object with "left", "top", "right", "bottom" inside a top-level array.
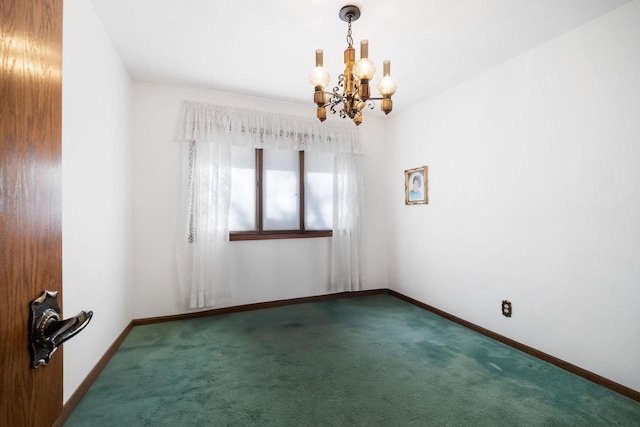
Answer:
[{"left": 229, "top": 149, "right": 333, "bottom": 241}]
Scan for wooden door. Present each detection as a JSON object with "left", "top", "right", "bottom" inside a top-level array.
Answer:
[{"left": 0, "top": 0, "right": 64, "bottom": 425}]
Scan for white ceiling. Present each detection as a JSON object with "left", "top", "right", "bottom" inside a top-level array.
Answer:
[{"left": 89, "top": 0, "right": 632, "bottom": 114}]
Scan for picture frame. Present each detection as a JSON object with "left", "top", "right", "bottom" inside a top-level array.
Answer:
[{"left": 405, "top": 166, "right": 428, "bottom": 205}]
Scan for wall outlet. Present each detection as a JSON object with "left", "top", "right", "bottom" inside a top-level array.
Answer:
[{"left": 502, "top": 300, "right": 512, "bottom": 317}]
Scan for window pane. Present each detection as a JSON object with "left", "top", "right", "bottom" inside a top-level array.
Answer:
[
  {"left": 263, "top": 150, "right": 299, "bottom": 230},
  {"left": 229, "top": 146, "right": 256, "bottom": 231},
  {"left": 305, "top": 152, "right": 333, "bottom": 230}
]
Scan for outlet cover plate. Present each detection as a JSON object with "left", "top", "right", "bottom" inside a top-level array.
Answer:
[{"left": 502, "top": 300, "right": 512, "bottom": 317}]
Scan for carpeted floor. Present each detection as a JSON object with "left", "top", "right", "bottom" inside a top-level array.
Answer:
[{"left": 65, "top": 295, "right": 640, "bottom": 426}]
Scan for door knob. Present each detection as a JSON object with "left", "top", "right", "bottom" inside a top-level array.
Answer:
[{"left": 29, "top": 290, "right": 93, "bottom": 368}]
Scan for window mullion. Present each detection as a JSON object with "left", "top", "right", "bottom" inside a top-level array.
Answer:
[
  {"left": 299, "top": 151, "right": 305, "bottom": 232},
  {"left": 256, "top": 148, "right": 263, "bottom": 232}
]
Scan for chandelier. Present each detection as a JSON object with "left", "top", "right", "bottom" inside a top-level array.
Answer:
[{"left": 309, "top": 5, "right": 397, "bottom": 126}]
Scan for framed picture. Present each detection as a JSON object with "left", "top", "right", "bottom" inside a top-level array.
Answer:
[{"left": 405, "top": 166, "right": 428, "bottom": 205}]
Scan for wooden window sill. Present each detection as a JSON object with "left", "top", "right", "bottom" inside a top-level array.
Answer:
[{"left": 230, "top": 231, "right": 332, "bottom": 241}]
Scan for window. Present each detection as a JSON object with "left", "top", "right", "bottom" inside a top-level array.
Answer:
[{"left": 229, "top": 147, "right": 333, "bottom": 240}]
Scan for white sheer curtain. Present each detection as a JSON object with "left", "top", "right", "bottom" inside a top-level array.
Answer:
[
  {"left": 176, "top": 140, "right": 232, "bottom": 308},
  {"left": 177, "top": 101, "right": 365, "bottom": 309},
  {"left": 332, "top": 152, "right": 365, "bottom": 292}
]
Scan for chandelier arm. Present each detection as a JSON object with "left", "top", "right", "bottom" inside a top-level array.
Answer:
[
  {"left": 322, "top": 90, "right": 341, "bottom": 96},
  {"left": 321, "top": 100, "right": 340, "bottom": 110},
  {"left": 325, "top": 92, "right": 346, "bottom": 101}
]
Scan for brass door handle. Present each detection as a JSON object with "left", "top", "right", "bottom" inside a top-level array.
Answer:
[{"left": 29, "top": 291, "right": 93, "bottom": 368}]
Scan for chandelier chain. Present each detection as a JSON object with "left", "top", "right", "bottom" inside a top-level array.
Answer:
[{"left": 346, "top": 16, "right": 353, "bottom": 47}]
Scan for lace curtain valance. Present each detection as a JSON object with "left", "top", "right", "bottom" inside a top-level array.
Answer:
[{"left": 178, "top": 101, "right": 362, "bottom": 154}]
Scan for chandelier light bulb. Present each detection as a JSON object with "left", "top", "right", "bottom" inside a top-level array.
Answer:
[
  {"left": 376, "top": 60, "right": 397, "bottom": 96},
  {"left": 309, "top": 49, "right": 331, "bottom": 89},
  {"left": 309, "top": 66, "right": 330, "bottom": 89},
  {"left": 377, "top": 76, "right": 397, "bottom": 96},
  {"left": 353, "top": 40, "right": 376, "bottom": 80},
  {"left": 354, "top": 58, "right": 375, "bottom": 81}
]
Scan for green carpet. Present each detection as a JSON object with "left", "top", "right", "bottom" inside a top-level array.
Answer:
[{"left": 65, "top": 295, "right": 640, "bottom": 426}]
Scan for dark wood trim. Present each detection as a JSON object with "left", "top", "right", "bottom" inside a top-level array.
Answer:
[
  {"left": 54, "top": 322, "right": 134, "bottom": 427},
  {"left": 255, "top": 148, "right": 263, "bottom": 232},
  {"left": 133, "top": 289, "right": 387, "bottom": 326},
  {"left": 299, "top": 150, "right": 305, "bottom": 231},
  {"left": 387, "top": 289, "right": 640, "bottom": 403},
  {"left": 230, "top": 230, "right": 332, "bottom": 241}
]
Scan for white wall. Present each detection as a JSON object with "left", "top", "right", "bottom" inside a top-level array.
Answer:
[
  {"left": 132, "top": 83, "right": 389, "bottom": 318},
  {"left": 387, "top": 1, "right": 640, "bottom": 392},
  {"left": 62, "top": 0, "right": 134, "bottom": 402}
]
